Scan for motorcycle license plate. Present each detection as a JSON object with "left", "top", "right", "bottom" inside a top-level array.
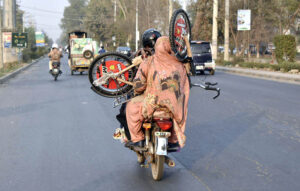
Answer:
[
  {"left": 196, "top": 65, "right": 204, "bottom": 70},
  {"left": 156, "top": 137, "right": 167, "bottom": 156},
  {"left": 155, "top": 132, "right": 171, "bottom": 137}
]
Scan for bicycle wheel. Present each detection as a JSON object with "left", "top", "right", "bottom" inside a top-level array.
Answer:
[
  {"left": 88, "top": 52, "right": 135, "bottom": 98},
  {"left": 169, "top": 9, "right": 192, "bottom": 62}
]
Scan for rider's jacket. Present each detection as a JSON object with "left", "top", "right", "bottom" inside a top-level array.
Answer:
[
  {"left": 48, "top": 49, "right": 62, "bottom": 62},
  {"left": 132, "top": 36, "right": 190, "bottom": 147}
]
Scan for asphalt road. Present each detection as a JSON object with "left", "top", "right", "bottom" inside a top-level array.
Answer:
[{"left": 0, "top": 56, "right": 300, "bottom": 191}]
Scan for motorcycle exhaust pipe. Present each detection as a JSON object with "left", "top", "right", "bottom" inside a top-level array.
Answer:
[{"left": 165, "top": 156, "right": 175, "bottom": 168}]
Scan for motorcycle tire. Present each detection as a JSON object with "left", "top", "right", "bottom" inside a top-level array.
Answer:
[
  {"left": 151, "top": 155, "right": 165, "bottom": 181},
  {"left": 169, "top": 9, "right": 192, "bottom": 62},
  {"left": 88, "top": 52, "right": 135, "bottom": 98},
  {"left": 151, "top": 128, "right": 165, "bottom": 181}
]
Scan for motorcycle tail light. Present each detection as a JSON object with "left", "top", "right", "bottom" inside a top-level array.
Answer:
[
  {"left": 156, "top": 120, "right": 172, "bottom": 131},
  {"left": 143, "top": 123, "right": 151, "bottom": 129}
]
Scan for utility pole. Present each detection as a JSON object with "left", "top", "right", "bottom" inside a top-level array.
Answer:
[
  {"left": 169, "top": 0, "right": 173, "bottom": 22},
  {"left": 3, "top": 0, "right": 15, "bottom": 30},
  {"left": 0, "top": 0, "right": 3, "bottom": 69},
  {"left": 247, "top": 0, "right": 250, "bottom": 60},
  {"left": 212, "top": 0, "right": 218, "bottom": 60},
  {"left": 242, "top": 0, "right": 250, "bottom": 59},
  {"left": 3, "top": 0, "right": 17, "bottom": 65},
  {"left": 135, "top": 0, "right": 139, "bottom": 51},
  {"left": 114, "top": 0, "right": 116, "bottom": 23},
  {"left": 224, "top": 0, "right": 229, "bottom": 61}
]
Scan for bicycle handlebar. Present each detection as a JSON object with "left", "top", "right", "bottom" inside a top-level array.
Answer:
[
  {"left": 205, "top": 82, "right": 218, "bottom": 86},
  {"left": 206, "top": 87, "right": 220, "bottom": 99},
  {"left": 191, "top": 82, "right": 221, "bottom": 99}
]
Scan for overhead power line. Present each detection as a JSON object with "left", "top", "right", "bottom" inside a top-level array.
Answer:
[
  {"left": 20, "top": 5, "right": 101, "bottom": 18},
  {"left": 20, "top": 5, "right": 64, "bottom": 14}
]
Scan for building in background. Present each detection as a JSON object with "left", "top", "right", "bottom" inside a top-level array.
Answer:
[{"left": 1, "top": 0, "right": 19, "bottom": 67}]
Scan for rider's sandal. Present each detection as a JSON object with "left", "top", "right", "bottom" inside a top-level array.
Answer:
[{"left": 113, "top": 128, "right": 122, "bottom": 140}]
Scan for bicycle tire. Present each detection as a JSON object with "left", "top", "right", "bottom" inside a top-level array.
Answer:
[
  {"left": 169, "top": 9, "right": 192, "bottom": 62},
  {"left": 88, "top": 52, "right": 135, "bottom": 98}
]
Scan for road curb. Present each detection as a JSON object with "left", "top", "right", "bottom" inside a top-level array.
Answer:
[
  {"left": 216, "top": 66, "right": 300, "bottom": 83},
  {"left": 0, "top": 56, "right": 45, "bottom": 84}
]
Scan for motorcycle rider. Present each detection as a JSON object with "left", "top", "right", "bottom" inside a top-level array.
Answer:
[
  {"left": 114, "top": 28, "right": 161, "bottom": 141},
  {"left": 48, "top": 43, "right": 63, "bottom": 74},
  {"left": 133, "top": 28, "right": 162, "bottom": 58},
  {"left": 126, "top": 36, "right": 190, "bottom": 149}
]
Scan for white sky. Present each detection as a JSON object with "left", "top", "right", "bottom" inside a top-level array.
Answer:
[
  {"left": 18, "top": 0, "right": 187, "bottom": 43},
  {"left": 18, "top": 0, "right": 69, "bottom": 42},
  {"left": 181, "top": 0, "right": 187, "bottom": 10}
]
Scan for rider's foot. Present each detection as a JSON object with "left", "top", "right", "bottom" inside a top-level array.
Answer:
[
  {"left": 136, "top": 152, "right": 145, "bottom": 164},
  {"left": 126, "top": 140, "right": 145, "bottom": 148},
  {"left": 168, "top": 142, "right": 180, "bottom": 152},
  {"left": 59, "top": 70, "right": 63, "bottom": 74},
  {"left": 113, "top": 128, "right": 122, "bottom": 140}
]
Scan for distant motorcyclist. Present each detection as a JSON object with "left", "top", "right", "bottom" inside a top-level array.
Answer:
[{"left": 48, "top": 43, "right": 63, "bottom": 74}]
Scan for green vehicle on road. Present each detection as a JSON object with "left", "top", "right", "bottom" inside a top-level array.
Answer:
[{"left": 68, "top": 31, "right": 99, "bottom": 75}]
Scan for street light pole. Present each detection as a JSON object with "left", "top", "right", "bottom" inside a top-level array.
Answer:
[
  {"left": 0, "top": 0, "right": 3, "bottom": 69},
  {"left": 169, "top": 0, "right": 173, "bottom": 22},
  {"left": 224, "top": 0, "right": 229, "bottom": 61},
  {"left": 212, "top": 0, "right": 218, "bottom": 60},
  {"left": 114, "top": 0, "right": 116, "bottom": 23},
  {"left": 135, "top": 0, "right": 139, "bottom": 51}
]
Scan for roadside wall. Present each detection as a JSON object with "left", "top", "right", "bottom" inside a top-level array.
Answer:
[{"left": 3, "top": 48, "right": 18, "bottom": 64}]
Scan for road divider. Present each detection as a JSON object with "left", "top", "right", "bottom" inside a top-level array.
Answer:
[{"left": 216, "top": 66, "right": 300, "bottom": 84}]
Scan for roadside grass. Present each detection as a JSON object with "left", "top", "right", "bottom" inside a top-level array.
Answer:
[
  {"left": 0, "top": 62, "right": 27, "bottom": 78},
  {"left": 217, "top": 57, "right": 300, "bottom": 73}
]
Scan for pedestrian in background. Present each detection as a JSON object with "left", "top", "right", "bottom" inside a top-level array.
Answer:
[{"left": 98, "top": 46, "right": 106, "bottom": 54}]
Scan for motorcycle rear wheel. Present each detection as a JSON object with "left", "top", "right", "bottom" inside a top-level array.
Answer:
[
  {"left": 151, "top": 128, "right": 165, "bottom": 181},
  {"left": 151, "top": 154, "right": 165, "bottom": 181}
]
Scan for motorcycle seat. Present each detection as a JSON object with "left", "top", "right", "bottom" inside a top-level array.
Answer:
[{"left": 153, "top": 108, "right": 172, "bottom": 120}]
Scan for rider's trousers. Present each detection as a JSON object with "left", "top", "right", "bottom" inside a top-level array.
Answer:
[
  {"left": 126, "top": 96, "right": 145, "bottom": 143},
  {"left": 49, "top": 61, "right": 52, "bottom": 70},
  {"left": 126, "top": 95, "right": 178, "bottom": 143}
]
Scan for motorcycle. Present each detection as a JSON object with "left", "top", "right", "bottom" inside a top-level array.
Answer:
[
  {"left": 125, "top": 108, "right": 177, "bottom": 180},
  {"left": 88, "top": 9, "right": 220, "bottom": 181},
  {"left": 117, "top": 81, "right": 219, "bottom": 181},
  {"left": 50, "top": 62, "right": 61, "bottom": 81}
]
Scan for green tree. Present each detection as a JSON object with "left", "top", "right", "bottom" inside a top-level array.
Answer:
[
  {"left": 188, "top": 0, "right": 299, "bottom": 59},
  {"left": 83, "top": 0, "right": 181, "bottom": 50},
  {"left": 274, "top": 35, "right": 297, "bottom": 62},
  {"left": 84, "top": 0, "right": 114, "bottom": 48},
  {"left": 22, "top": 27, "right": 52, "bottom": 62},
  {"left": 16, "top": 4, "right": 24, "bottom": 32},
  {"left": 187, "top": 0, "right": 213, "bottom": 41},
  {"left": 269, "top": 0, "right": 300, "bottom": 35},
  {"left": 59, "top": 0, "right": 87, "bottom": 45}
]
